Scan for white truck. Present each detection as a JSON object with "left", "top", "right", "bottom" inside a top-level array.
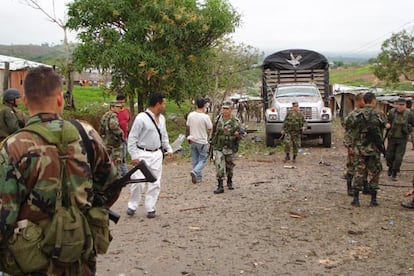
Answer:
[{"left": 262, "top": 49, "right": 332, "bottom": 147}]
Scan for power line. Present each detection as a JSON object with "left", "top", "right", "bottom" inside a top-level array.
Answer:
[{"left": 346, "top": 18, "right": 414, "bottom": 55}]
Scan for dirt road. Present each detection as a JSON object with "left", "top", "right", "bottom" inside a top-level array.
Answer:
[{"left": 97, "top": 122, "right": 414, "bottom": 276}]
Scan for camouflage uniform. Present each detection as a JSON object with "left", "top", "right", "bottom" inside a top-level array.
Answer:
[
  {"left": 211, "top": 112, "right": 240, "bottom": 192},
  {"left": 352, "top": 107, "right": 385, "bottom": 201},
  {"left": 282, "top": 109, "right": 306, "bottom": 160},
  {"left": 0, "top": 114, "right": 119, "bottom": 275},
  {"left": 385, "top": 107, "right": 414, "bottom": 179},
  {"left": 343, "top": 110, "right": 360, "bottom": 175},
  {"left": 100, "top": 108, "right": 124, "bottom": 176},
  {"left": 0, "top": 102, "right": 25, "bottom": 140}
]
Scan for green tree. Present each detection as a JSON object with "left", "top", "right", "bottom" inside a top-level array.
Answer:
[
  {"left": 373, "top": 29, "right": 414, "bottom": 86},
  {"left": 66, "top": 0, "right": 240, "bottom": 113},
  {"left": 202, "top": 39, "right": 262, "bottom": 116}
]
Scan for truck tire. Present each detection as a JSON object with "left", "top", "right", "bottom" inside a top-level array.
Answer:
[
  {"left": 322, "top": 133, "right": 332, "bottom": 148},
  {"left": 265, "top": 133, "right": 275, "bottom": 147}
]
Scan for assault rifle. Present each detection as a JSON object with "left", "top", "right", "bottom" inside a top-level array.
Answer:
[{"left": 93, "top": 160, "right": 156, "bottom": 223}]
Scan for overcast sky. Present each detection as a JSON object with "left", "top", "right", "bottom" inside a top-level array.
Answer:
[{"left": 1, "top": 0, "right": 413, "bottom": 56}]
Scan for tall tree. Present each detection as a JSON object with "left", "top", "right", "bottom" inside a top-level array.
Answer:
[
  {"left": 21, "top": 0, "right": 76, "bottom": 109},
  {"left": 66, "top": 0, "right": 240, "bottom": 113},
  {"left": 202, "top": 39, "right": 262, "bottom": 115},
  {"left": 373, "top": 28, "right": 414, "bottom": 86}
]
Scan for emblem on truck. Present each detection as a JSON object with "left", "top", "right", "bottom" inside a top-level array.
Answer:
[{"left": 286, "top": 53, "right": 302, "bottom": 67}]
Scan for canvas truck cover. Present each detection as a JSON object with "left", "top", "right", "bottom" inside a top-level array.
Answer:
[{"left": 262, "top": 49, "right": 329, "bottom": 71}]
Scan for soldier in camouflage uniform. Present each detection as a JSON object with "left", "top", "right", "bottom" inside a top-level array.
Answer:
[
  {"left": 385, "top": 98, "right": 414, "bottom": 181},
  {"left": 343, "top": 93, "right": 370, "bottom": 196},
  {"left": 211, "top": 100, "right": 242, "bottom": 194},
  {"left": 281, "top": 101, "right": 306, "bottom": 162},
  {"left": 351, "top": 92, "right": 385, "bottom": 207},
  {"left": 0, "top": 88, "right": 25, "bottom": 141},
  {"left": 100, "top": 101, "right": 124, "bottom": 177},
  {"left": 0, "top": 66, "right": 119, "bottom": 275}
]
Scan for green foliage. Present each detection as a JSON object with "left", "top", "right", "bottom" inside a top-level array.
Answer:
[
  {"left": 66, "top": 0, "right": 240, "bottom": 112},
  {"left": 373, "top": 28, "right": 414, "bottom": 87}
]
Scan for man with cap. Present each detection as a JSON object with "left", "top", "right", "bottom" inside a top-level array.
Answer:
[
  {"left": 0, "top": 88, "right": 25, "bottom": 141},
  {"left": 385, "top": 98, "right": 414, "bottom": 181},
  {"left": 99, "top": 100, "right": 124, "bottom": 176},
  {"left": 210, "top": 100, "right": 241, "bottom": 194},
  {"left": 281, "top": 101, "right": 306, "bottom": 162}
]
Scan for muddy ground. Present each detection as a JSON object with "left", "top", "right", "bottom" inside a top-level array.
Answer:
[{"left": 97, "top": 120, "right": 414, "bottom": 276}]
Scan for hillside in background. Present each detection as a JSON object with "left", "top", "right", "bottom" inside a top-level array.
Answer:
[
  {"left": 2, "top": 44, "right": 377, "bottom": 66},
  {"left": 0, "top": 44, "right": 71, "bottom": 65}
]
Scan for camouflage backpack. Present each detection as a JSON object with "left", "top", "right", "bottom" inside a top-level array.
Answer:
[{"left": 0, "top": 121, "right": 93, "bottom": 275}]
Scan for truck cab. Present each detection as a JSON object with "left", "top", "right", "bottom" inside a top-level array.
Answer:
[{"left": 265, "top": 83, "right": 332, "bottom": 147}]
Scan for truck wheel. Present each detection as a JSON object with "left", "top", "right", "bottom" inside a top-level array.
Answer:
[
  {"left": 265, "top": 133, "right": 275, "bottom": 147},
  {"left": 323, "top": 133, "right": 332, "bottom": 148}
]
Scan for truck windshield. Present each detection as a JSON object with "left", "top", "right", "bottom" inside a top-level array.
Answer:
[{"left": 276, "top": 86, "right": 320, "bottom": 97}]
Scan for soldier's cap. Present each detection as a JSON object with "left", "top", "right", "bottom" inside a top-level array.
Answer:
[
  {"left": 222, "top": 100, "right": 233, "bottom": 109},
  {"left": 110, "top": 101, "right": 122, "bottom": 107},
  {"left": 396, "top": 98, "right": 407, "bottom": 104}
]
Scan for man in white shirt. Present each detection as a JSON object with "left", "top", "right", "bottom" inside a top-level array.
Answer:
[
  {"left": 186, "top": 98, "right": 213, "bottom": 183},
  {"left": 126, "top": 92, "right": 173, "bottom": 219}
]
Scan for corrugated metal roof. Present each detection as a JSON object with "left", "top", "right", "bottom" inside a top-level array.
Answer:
[{"left": 0, "top": 54, "right": 50, "bottom": 71}]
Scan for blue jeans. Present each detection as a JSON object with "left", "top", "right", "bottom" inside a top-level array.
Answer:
[
  {"left": 120, "top": 140, "right": 128, "bottom": 176},
  {"left": 190, "top": 142, "right": 209, "bottom": 182}
]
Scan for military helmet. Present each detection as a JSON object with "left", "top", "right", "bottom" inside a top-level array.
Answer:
[{"left": 3, "top": 88, "right": 21, "bottom": 103}]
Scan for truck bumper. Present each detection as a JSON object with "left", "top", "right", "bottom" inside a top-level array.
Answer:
[{"left": 266, "top": 122, "right": 332, "bottom": 136}]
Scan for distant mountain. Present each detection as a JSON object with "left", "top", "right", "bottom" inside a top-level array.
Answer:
[{"left": 0, "top": 44, "right": 71, "bottom": 65}]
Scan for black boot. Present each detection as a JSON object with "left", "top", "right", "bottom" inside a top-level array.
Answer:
[
  {"left": 292, "top": 155, "right": 297, "bottom": 162},
  {"left": 284, "top": 153, "right": 290, "bottom": 162},
  {"left": 370, "top": 190, "right": 378, "bottom": 206},
  {"left": 401, "top": 199, "right": 414, "bottom": 209},
  {"left": 227, "top": 177, "right": 234, "bottom": 190},
  {"left": 214, "top": 179, "right": 224, "bottom": 194},
  {"left": 387, "top": 167, "right": 392, "bottom": 176},
  {"left": 351, "top": 189, "right": 360, "bottom": 207},
  {"left": 391, "top": 170, "right": 397, "bottom": 181},
  {"left": 346, "top": 174, "right": 353, "bottom": 196},
  {"left": 362, "top": 180, "right": 371, "bottom": 195}
]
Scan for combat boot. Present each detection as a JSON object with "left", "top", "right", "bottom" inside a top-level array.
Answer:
[
  {"left": 351, "top": 189, "right": 360, "bottom": 207},
  {"left": 391, "top": 170, "right": 398, "bottom": 181},
  {"left": 214, "top": 179, "right": 224, "bottom": 194},
  {"left": 362, "top": 180, "right": 371, "bottom": 195},
  {"left": 227, "top": 177, "right": 234, "bottom": 190},
  {"left": 292, "top": 155, "right": 297, "bottom": 163},
  {"left": 370, "top": 190, "right": 378, "bottom": 206},
  {"left": 387, "top": 167, "right": 392, "bottom": 176},
  {"left": 346, "top": 174, "right": 353, "bottom": 196},
  {"left": 401, "top": 199, "right": 414, "bottom": 209},
  {"left": 284, "top": 153, "right": 290, "bottom": 162}
]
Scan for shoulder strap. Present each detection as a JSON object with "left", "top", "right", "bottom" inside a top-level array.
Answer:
[
  {"left": 70, "top": 120, "right": 95, "bottom": 170},
  {"left": 144, "top": 111, "right": 162, "bottom": 145},
  {"left": 20, "top": 121, "right": 79, "bottom": 154}
]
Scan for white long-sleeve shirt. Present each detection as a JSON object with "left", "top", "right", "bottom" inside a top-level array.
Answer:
[{"left": 127, "top": 109, "right": 172, "bottom": 160}]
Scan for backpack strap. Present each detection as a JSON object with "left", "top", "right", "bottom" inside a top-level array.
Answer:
[
  {"left": 69, "top": 120, "right": 95, "bottom": 170},
  {"left": 144, "top": 111, "right": 163, "bottom": 147}
]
